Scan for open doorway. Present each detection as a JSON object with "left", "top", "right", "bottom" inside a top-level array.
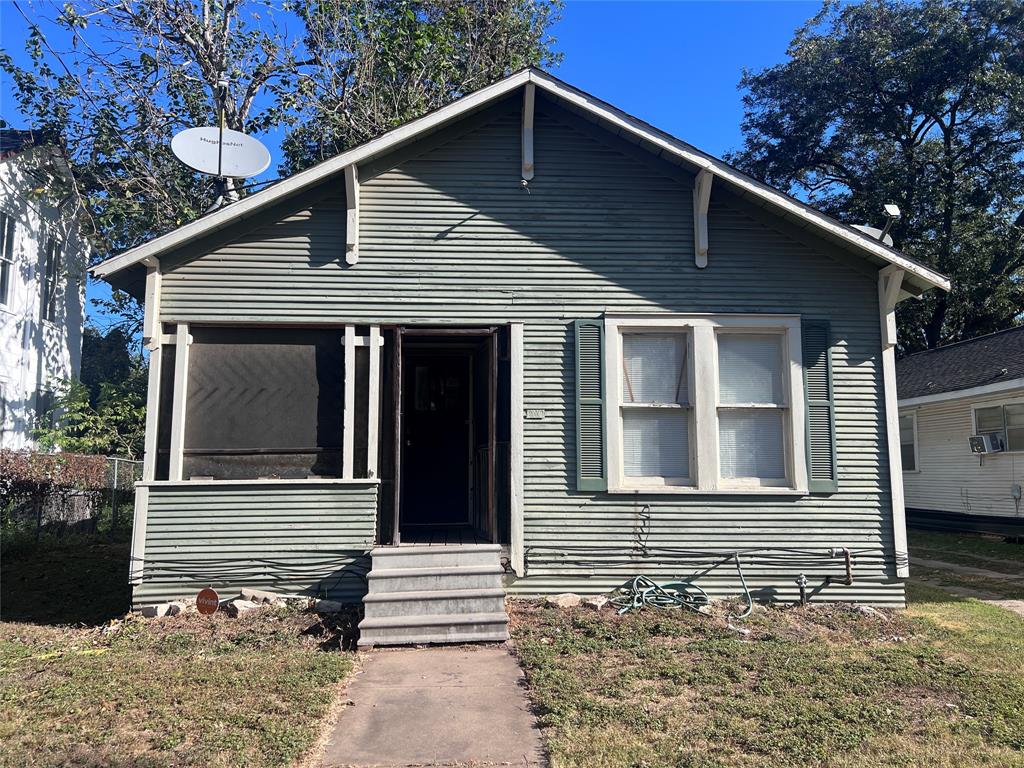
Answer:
[{"left": 386, "top": 328, "right": 509, "bottom": 546}]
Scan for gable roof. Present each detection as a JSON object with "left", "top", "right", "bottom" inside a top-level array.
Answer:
[
  {"left": 897, "top": 326, "right": 1024, "bottom": 402},
  {"left": 91, "top": 68, "right": 950, "bottom": 296}
]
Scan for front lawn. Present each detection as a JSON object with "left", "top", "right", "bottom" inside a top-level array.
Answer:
[
  {"left": 511, "top": 584, "right": 1024, "bottom": 767},
  {"left": 0, "top": 607, "right": 355, "bottom": 768},
  {"left": 0, "top": 536, "right": 358, "bottom": 768}
]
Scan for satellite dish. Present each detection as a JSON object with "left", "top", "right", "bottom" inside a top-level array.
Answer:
[
  {"left": 852, "top": 223, "right": 894, "bottom": 247},
  {"left": 171, "top": 126, "right": 271, "bottom": 179}
]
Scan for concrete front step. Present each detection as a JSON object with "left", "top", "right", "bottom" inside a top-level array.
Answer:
[
  {"left": 359, "top": 545, "right": 509, "bottom": 647},
  {"left": 363, "top": 588, "right": 506, "bottom": 618},
  {"left": 367, "top": 565, "right": 505, "bottom": 594},
  {"left": 359, "top": 612, "right": 510, "bottom": 646},
  {"left": 369, "top": 544, "right": 502, "bottom": 570}
]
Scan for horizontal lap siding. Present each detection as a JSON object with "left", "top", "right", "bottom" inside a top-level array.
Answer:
[
  {"left": 903, "top": 395, "right": 1024, "bottom": 518},
  {"left": 135, "top": 483, "right": 377, "bottom": 607},
  {"left": 159, "top": 101, "right": 902, "bottom": 605}
]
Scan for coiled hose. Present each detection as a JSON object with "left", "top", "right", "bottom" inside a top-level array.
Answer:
[{"left": 609, "top": 553, "right": 753, "bottom": 620}]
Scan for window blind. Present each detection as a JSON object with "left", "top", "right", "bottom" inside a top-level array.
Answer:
[
  {"left": 718, "top": 409, "right": 785, "bottom": 479},
  {"left": 718, "top": 334, "right": 783, "bottom": 404},
  {"left": 623, "top": 409, "right": 689, "bottom": 478}
]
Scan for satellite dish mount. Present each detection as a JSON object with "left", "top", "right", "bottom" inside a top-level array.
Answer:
[{"left": 170, "top": 75, "right": 272, "bottom": 211}]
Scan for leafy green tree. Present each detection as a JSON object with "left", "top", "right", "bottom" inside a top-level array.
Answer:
[
  {"left": 36, "top": 370, "right": 148, "bottom": 459},
  {"left": 3, "top": 0, "right": 562, "bottom": 331},
  {"left": 283, "top": 0, "right": 562, "bottom": 172},
  {"left": 730, "top": 0, "right": 1024, "bottom": 352},
  {"left": 80, "top": 326, "right": 138, "bottom": 405}
]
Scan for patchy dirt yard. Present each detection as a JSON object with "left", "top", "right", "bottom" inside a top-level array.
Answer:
[
  {"left": 510, "top": 584, "right": 1024, "bottom": 768},
  {"left": 0, "top": 606, "right": 357, "bottom": 768},
  {"left": 0, "top": 537, "right": 359, "bottom": 768}
]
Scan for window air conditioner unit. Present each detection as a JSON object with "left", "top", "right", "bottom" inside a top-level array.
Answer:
[{"left": 969, "top": 434, "right": 1003, "bottom": 454}]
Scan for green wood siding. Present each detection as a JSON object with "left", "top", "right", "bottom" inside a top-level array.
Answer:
[
  {"left": 155, "top": 98, "right": 903, "bottom": 606},
  {"left": 134, "top": 482, "right": 377, "bottom": 607}
]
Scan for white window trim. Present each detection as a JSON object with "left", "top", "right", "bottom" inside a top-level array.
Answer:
[
  {"left": 0, "top": 209, "right": 16, "bottom": 308},
  {"left": 972, "top": 397, "right": 1024, "bottom": 455},
  {"left": 898, "top": 410, "right": 920, "bottom": 474},
  {"left": 604, "top": 313, "right": 807, "bottom": 495}
]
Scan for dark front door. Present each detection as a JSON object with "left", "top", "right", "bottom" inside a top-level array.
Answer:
[{"left": 400, "top": 351, "right": 472, "bottom": 527}]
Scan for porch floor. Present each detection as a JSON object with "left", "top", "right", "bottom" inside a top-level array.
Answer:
[{"left": 399, "top": 523, "right": 491, "bottom": 546}]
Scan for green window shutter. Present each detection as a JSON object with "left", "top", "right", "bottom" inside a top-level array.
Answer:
[
  {"left": 575, "top": 319, "right": 607, "bottom": 491},
  {"left": 802, "top": 321, "right": 838, "bottom": 493}
]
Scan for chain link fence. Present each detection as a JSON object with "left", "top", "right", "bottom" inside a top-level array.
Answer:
[{"left": 0, "top": 452, "right": 143, "bottom": 546}]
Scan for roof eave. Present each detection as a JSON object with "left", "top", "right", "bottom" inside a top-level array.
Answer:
[{"left": 91, "top": 67, "right": 950, "bottom": 295}]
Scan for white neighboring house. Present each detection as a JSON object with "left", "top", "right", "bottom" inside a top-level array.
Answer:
[
  {"left": 0, "top": 130, "right": 87, "bottom": 450},
  {"left": 897, "top": 326, "right": 1024, "bottom": 534}
]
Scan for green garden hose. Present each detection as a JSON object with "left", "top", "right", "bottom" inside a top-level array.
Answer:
[{"left": 610, "top": 553, "right": 753, "bottom": 620}]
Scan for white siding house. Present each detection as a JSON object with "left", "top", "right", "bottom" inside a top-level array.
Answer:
[
  {"left": 0, "top": 130, "right": 87, "bottom": 450},
  {"left": 898, "top": 327, "right": 1024, "bottom": 532}
]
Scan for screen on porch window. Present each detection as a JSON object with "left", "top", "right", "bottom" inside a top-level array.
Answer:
[{"left": 182, "top": 327, "right": 344, "bottom": 479}]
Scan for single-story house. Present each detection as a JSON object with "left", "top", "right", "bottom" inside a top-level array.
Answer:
[
  {"left": 92, "top": 68, "right": 949, "bottom": 644},
  {"left": 898, "top": 326, "right": 1024, "bottom": 535}
]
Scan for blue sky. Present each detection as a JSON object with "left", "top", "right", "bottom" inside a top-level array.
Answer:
[{"left": 1, "top": 0, "right": 821, "bottom": 328}]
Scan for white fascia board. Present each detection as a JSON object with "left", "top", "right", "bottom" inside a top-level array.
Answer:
[
  {"left": 898, "top": 378, "right": 1024, "bottom": 408},
  {"left": 91, "top": 69, "right": 533, "bottom": 279},
  {"left": 527, "top": 71, "right": 950, "bottom": 295},
  {"left": 91, "top": 66, "right": 949, "bottom": 295}
]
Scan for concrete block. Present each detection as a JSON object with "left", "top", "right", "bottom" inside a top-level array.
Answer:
[
  {"left": 314, "top": 599, "right": 346, "bottom": 614},
  {"left": 240, "top": 588, "right": 281, "bottom": 605}
]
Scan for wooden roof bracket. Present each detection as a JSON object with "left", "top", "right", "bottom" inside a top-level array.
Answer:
[
  {"left": 693, "top": 168, "right": 713, "bottom": 268},
  {"left": 345, "top": 164, "right": 359, "bottom": 265},
  {"left": 522, "top": 83, "right": 535, "bottom": 181}
]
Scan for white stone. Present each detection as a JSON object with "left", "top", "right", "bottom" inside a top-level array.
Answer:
[
  {"left": 225, "top": 599, "right": 260, "bottom": 618},
  {"left": 582, "top": 596, "right": 608, "bottom": 611},
  {"left": 544, "top": 593, "right": 583, "bottom": 609}
]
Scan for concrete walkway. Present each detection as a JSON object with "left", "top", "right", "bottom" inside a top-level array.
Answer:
[{"left": 320, "top": 646, "right": 545, "bottom": 768}]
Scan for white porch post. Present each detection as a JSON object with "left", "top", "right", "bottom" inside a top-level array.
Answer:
[
  {"left": 168, "top": 322, "right": 191, "bottom": 482},
  {"left": 879, "top": 266, "right": 909, "bottom": 578},
  {"left": 367, "top": 326, "right": 382, "bottom": 479},
  {"left": 510, "top": 323, "right": 525, "bottom": 574},
  {"left": 343, "top": 325, "right": 356, "bottom": 479}
]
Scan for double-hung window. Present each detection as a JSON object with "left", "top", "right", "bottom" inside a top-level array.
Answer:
[
  {"left": 40, "top": 235, "right": 61, "bottom": 323},
  {"left": 899, "top": 413, "right": 918, "bottom": 471},
  {"left": 975, "top": 402, "right": 1024, "bottom": 453},
  {"left": 620, "top": 332, "right": 692, "bottom": 485},
  {"left": 606, "top": 315, "right": 806, "bottom": 493},
  {"left": 717, "top": 332, "right": 789, "bottom": 487},
  {"left": 0, "top": 211, "right": 14, "bottom": 307}
]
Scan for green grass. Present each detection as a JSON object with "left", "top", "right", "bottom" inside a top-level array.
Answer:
[
  {"left": 510, "top": 587, "right": 1024, "bottom": 768},
  {"left": 0, "top": 537, "right": 357, "bottom": 768},
  {"left": 907, "top": 529, "right": 1024, "bottom": 600},
  {"left": 908, "top": 529, "right": 1024, "bottom": 575}
]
